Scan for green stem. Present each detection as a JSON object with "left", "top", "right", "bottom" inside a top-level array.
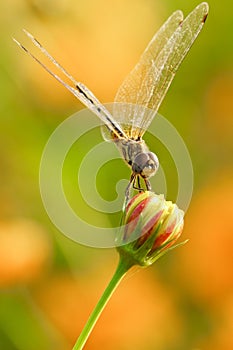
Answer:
[{"left": 72, "top": 256, "right": 133, "bottom": 350}]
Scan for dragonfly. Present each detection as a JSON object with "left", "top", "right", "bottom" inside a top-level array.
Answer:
[{"left": 13, "top": 2, "right": 208, "bottom": 199}]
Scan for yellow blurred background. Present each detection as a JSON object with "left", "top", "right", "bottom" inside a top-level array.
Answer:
[{"left": 0, "top": 0, "right": 233, "bottom": 349}]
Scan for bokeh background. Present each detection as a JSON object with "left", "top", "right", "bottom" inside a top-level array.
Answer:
[{"left": 1, "top": 0, "right": 233, "bottom": 349}]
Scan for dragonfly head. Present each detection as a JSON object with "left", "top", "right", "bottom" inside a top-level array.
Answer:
[{"left": 132, "top": 152, "right": 159, "bottom": 178}]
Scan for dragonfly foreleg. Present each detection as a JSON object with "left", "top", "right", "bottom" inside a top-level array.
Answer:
[
  {"left": 125, "top": 174, "right": 151, "bottom": 204},
  {"left": 132, "top": 175, "right": 143, "bottom": 192}
]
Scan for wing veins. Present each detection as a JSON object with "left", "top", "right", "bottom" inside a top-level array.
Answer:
[
  {"left": 147, "top": 3, "right": 209, "bottom": 113},
  {"left": 114, "top": 3, "right": 208, "bottom": 139},
  {"left": 114, "top": 10, "right": 184, "bottom": 139}
]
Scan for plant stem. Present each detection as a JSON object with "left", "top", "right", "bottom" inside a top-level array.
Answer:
[{"left": 72, "top": 256, "right": 133, "bottom": 350}]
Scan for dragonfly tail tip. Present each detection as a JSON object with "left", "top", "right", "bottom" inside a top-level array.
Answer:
[
  {"left": 12, "top": 37, "right": 27, "bottom": 52},
  {"left": 202, "top": 12, "right": 208, "bottom": 23}
]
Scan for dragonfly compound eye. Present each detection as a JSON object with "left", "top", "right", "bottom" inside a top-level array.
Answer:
[{"left": 132, "top": 152, "right": 159, "bottom": 178}]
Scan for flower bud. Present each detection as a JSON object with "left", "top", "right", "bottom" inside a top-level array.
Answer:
[{"left": 117, "top": 191, "right": 185, "bottom": 267}]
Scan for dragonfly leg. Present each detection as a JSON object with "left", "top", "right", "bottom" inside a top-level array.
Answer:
[
  {"left": 125, "top": 173, "right": 135, "bottom": 204},
  {"left": 125, "top": 174, "right": 149, "bottom": 204},
  {"left": 137, "top": 175, "right": 142, "bottom": 192},
  {"left": 144, "top": 178, "right": 152, "bottom": 191},
  {"left": 132, "top": 175, "right": 143, "bottom": 191}
]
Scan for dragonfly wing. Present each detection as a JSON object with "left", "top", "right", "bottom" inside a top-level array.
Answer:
[
  {"left": 146, "top": 2, "right": 208, "bottom": 114},
  {"left": 113, "top": 10, "right": 183, "bottom": 139},
  {"left": 114, "top": 2, "right": 208, "bottom": 139}
]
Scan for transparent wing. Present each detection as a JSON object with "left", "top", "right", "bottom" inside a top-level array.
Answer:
[
  {"left": 113, "top": 10, "right": 183, "bottom": 140},
  {"left": 113, "top": 2, "right": 209, "bottom": 139},
  {"left": 13, "top": 30, "right": 127, "bottom": 140}
]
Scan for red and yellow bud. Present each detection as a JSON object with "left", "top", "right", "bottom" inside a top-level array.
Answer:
[{"left": 117, "top": 191, "right": 185, "bottom": 267}]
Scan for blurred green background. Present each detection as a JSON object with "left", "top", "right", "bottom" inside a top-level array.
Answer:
[{"left": 0, "top": 0, "right": 233, "bottom": 349}]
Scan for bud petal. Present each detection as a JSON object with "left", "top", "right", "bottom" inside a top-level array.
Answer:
[{"left": 117, "top": 191, "right": 185, "bottom": 267}]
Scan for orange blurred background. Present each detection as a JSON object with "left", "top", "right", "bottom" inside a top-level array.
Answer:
[{"left": 0, "top": 0, "right": 233, "bottom": 349}]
